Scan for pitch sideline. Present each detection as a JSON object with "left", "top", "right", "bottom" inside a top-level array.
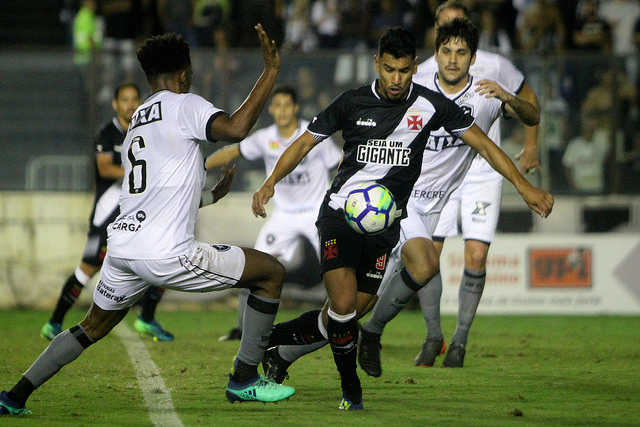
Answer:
[{"left": 114, "top": 323, "right": 184, "bottom": 427}]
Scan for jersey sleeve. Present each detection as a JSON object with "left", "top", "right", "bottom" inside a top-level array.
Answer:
[
  {"left": 95, "top": 127, "right": 113, "bottom": 154},
  {"left": 307, "top": 92, "right": 349, "bottom": 141},
  {"left": 179, "top": 93, "right": 225, "bottom": 142},
  {"left": 435, "top": 95, "right": 476, "bottom": 137},
  {"left": 494, "top": 55, "right": 525, "bottom": 94},
  {"left": 238, "top": 130, "right": 263, "bottom": 161}
]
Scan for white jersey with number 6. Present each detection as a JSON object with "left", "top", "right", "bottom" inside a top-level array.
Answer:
[{"left": 107, "top": 90, "right": 224, "bottom": 259}]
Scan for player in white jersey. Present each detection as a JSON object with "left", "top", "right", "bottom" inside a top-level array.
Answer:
[
  {"left": 253, "top": 26, "right": 551, "bottom": 410},
  {"left": 206, "top": 85, "right": 341, "bottom": 342},
  {"left": 412, "top": 1, "right": 541, "bottom": 368},
  {"left": 358, "top": 18, "right": 544, "bottom": 377},
  {"left": 0, "top": 26, "right": 295, "bottom": 416}
]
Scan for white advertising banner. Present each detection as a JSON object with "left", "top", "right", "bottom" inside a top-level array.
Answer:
[{"left": 439, "top": 234, "right": 640, "bottom": 314}]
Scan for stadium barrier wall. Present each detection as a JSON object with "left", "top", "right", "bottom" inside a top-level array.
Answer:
[{"left": 1, "top": 192, "right": 639, "bottom": 314}]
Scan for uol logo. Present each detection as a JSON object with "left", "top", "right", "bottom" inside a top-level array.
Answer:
[{"left": 407, "top": 109, "right": 422, "bottom": 130}]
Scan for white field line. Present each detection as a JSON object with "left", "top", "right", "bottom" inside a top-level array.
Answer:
[{"left": 114, "top": 323, "right": 184, "bottom": 427}]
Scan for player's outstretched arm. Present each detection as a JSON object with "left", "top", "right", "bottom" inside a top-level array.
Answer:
[
  {"left": 252, "top": 131, "right": 319, "bottom": 218},
  {"left": 208, "top": 24, "right": 280, "bottom": 142},
  {"left": 205, "top": 143, "right": 241, "bottom": 171},
  {"left": 96, "top": 152, "right": 125, "bottom": 180},
  {"left": 462, "top": 124, "right": 553, "bottom": 218}
]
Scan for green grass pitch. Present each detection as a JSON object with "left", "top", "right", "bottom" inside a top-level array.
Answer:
[{"left": 1, "top": 308, "right": 639, "bottom": 426}]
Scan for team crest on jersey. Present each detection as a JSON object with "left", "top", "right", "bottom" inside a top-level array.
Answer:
[
  {"left": 269, "top": 140, "right": 279, "bottom": 149},
  {"left": 407, "top": 109, "right": 423, "bottom": 130},
  {"left": 459, "top": 104, "right": 474, "bottom": 116},
  {"left": 323, "top": 239, "right": 338, "bottom": 260},
  {"left": 131, "top": 101, "right": 162, "bottom": 129}
]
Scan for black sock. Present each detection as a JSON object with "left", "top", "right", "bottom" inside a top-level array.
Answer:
[
  {"left": 232, "top": 359, "right": 258, "bottom": 383},
  {"left": 8, "top": 377, "right": 35, "bottom": 406},
  {"left": 327, "top": 312, "right": 361, "bottom": 403},
  {"left": 50, "top": 274, "right": 85, "bottom": 325},
  {"left": 268, "top": 310, "right": 323, "bottom": 347},
  {"left": 139, "top": 286, "right": 165, "bottom": 322}
]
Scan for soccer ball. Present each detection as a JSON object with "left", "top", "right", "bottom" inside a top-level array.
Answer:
[{"left": 344, "top": 182, "right": 397, "bottom": 235}]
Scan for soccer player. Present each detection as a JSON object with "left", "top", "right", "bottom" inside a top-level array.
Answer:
[
  {"left": 358, "top": 18, "right": 544, "bottom": 377},
  {"left": 40, "top": 82, "right": 174, "bottom": 343},
  {"left": 0, "top": 25, "right": 294, "bottom": 416},
  {"left": 252, "top": 26, "right": 552, "bottom": 410},
  {"left": 206, "top": 85, "right": 341, "bottom": 343},
  {"left": 409, "top": 0, "right": 541, "bottom": 368}
]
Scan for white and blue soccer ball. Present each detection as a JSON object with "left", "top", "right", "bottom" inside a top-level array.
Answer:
[{"left": 344, "top": 182, "right": 397, "bottom": 235}]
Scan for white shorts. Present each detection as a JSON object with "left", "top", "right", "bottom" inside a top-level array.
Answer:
[
  {"left": 254, "top": 209, "right": 320, "bottom": 263},
  {"left": 433, "top": 178, "right": 502, "bottom": 243},
  {"left": 94, "top": 241, "right": 245, "bottom": 310}
]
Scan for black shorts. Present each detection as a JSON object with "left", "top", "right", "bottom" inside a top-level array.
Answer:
[
  {"left": 81, "top": 208, "right": 120, "bottom": 266},
  {"left": 316, "top": 205, "right": 400, "bottom": 295}
]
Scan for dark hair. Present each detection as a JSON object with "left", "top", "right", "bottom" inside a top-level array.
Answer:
[
  {"left": 435, "top": 18, "right": 479, "bottom": 56},
  {"left": 113, "top": 82, "right": 140, "bottom": 100},
  {"left": 435, "top": 1, "right": 469, "bottom": 21},
  {"left": 271, "top": 85, "right": 298, "bottom": 105},
  {"left": 378, "top": 26, "right": 416, "bottom": 60},
  {"left": 136, "top": 33, "right": 191, "bottom": 79}
]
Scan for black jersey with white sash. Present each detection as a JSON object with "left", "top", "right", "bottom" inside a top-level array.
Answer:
[{"left": 307, "top": 80, "right": 474, "bottom": 219}]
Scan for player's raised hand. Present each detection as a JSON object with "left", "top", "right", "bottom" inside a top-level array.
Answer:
[
  {"left": 211, "top": 163, "right": 236, "bottom": 203},
  {"left": 252, "top": 182, "right": 275, "bottom": 218},
  {"left": 255, "top": 23, "right": 280, "bottom": 72}
]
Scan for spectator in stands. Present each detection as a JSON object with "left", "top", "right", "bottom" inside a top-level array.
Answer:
[
  {"left": 367, "top": 0, "right": 404, "bottom": 48},
  {"left": 73, "top": 0, "right": 102, "bottom": 67},
  {"left": 282, "top": 0, "right": 318, "bottom": 52},
  {"left": 562, "top": 113, "right": 610, "bottom": 194},
  {"left": 517, "top": 0, "right": 566, "bottom": 54},
  {"left": 311, "top": 0, "right": 341, "bottom": 49},
  {"left": 599, "top": 0, "right": 640, "bottom": 82},
  {"left": 193, "top": 0, "right": 231, "bottom": 47},
  {"left": 158, "top": 0, "right": 196, "bottom": 45},
  {"left": 477, "top": 7, "right": 513, "bottom": 55},
  {"left": 99, "top": 0, "right": 140, "bottom": 102},
  {"left": 338, "top": 0, "right": 368, "bottom": 50},
  {"left": 573, "top": 0, "right": 612, "bottom": 52}
]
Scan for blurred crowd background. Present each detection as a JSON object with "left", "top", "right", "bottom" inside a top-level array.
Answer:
[{"left": 2, "top": 0, "right": 640, "bottom": 202}]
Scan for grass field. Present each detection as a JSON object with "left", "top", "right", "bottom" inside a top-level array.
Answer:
[{"left": 1, "top": 308, "right": 639, "bottom": 426}]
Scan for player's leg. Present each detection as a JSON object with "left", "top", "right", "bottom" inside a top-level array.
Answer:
[
  {"left": 414, "top": 191, "right": 460, "bottom": 365},
  {"left": 323, "top": 267, "right": 363, "bottom": 410},
  {"left": 444, "top": 179, "right": 500, "bottom": 367},
  {"left": 133, "top": 286, "right": 174, "bottom": 342},
  {"left": 360, "top": 212, "right": 441, "bottom": 377},
  {"left": 264, "top": 291, "right": 376, "bottom": 383},
  {"left": 42, "top": 215, "right": 113, "bottom": 340},
  {"left": 3, "top": 302, "right": 130, "bottom": 415},
  {"left": 41, "top": 261, "right": 100, "bottom": 340},
  {"left": 224, "top": 247, "right": 295, "bottom": 402},
  {"left": 444, "top": 239, "right": 489, "bottom": 367}
]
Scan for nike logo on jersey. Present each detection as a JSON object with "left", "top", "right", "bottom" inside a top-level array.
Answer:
[
  {"left": 131, "top": 101, "right": 162, "bottom": 129},
  {"left": 357, "top": 139, "right": 410, "bottom": 166}
]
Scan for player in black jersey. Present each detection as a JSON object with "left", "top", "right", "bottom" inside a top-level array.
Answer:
[
  {"left": 253, "top": 26, "right": 553, "bottom": 410},
  {"left": 40, "top": 82, "right": 174, "bottom": 343}
]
